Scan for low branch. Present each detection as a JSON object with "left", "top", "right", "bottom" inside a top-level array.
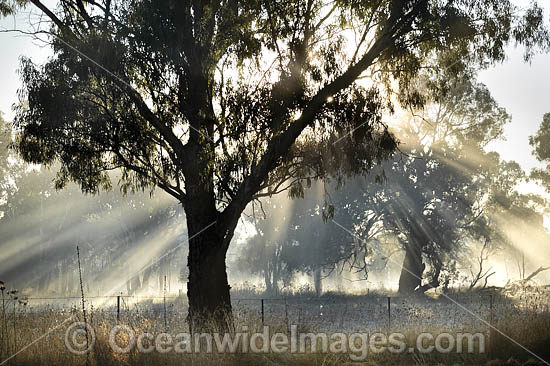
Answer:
[{"left": 524, "top": 266, "right": 550, "bottom": 282}]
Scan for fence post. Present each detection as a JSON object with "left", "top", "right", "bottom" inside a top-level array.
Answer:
[
  {"left": 284, "top": 297, "right": 289, "bottom": 333},
  {"left": 488, "top": 294, "right": 494, "bottom": 356},
  {"left": 117, "top": 295, "right": 120, "bottom": 322},
  {"left": 489, "top": 294, "right": 493, "bottom": 324},
  {"left": 387, "top": 297, "right": 391, "bottom": 329},
  {"left": 261, "top": 299, "right": 265, "bottom": 326},
  {"left": 163, "top": 275, "right": 167, "bottom": 329}
]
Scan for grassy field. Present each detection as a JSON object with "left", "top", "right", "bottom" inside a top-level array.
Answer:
[{"left": 1, "top": 287, "right": 549, "bottom": 365}]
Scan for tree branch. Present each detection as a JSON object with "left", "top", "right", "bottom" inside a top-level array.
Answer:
[
  {"left": 222, "top": 22, "right": 397, "bottom": 224},
  {"left": 524, "top": 266, "right": 550, "bottom": 282}
]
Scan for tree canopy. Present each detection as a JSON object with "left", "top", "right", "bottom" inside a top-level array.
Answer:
[
  {"left": 531, "top": 113, "right": 550, "bottom": 191},
  {"left": 5, "top": 0, "right": 547, "bottom": 203}
]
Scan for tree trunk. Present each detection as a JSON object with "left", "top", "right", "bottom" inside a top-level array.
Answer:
[
  {"left": 58, "top": 260, "right": 63, "bottom": 294},
  {"left": 272, "top": 260, "right": 280, "bottom": 296},
  {"left": 186, "top": 215, "right": 233, "bottom": 332},
  {"left": 264, "top": 262, "right": 273, "bottom": 294},
  {"left": 416, "top": 264, "right": 442, "bottom": 294},
  {"left": 314, "top": 268, "right": 322, "bottom": 297},
  {"left": 158, "top": 262, "right": 163, "bottom": 294},
  {"left": 398, "top": 241, "right": 424, "bottom": 294},
  {"left": 131, "top": 274, "right": 141, "bottom": 295},
  {"left": 142, "top": 265, "right": 152, "bottom": 292}
]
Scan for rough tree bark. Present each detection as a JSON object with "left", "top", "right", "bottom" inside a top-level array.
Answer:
[
  {"left": 185, "top": 194, "right": 236, "bottom": 332},
  {"left": 186, "top": 226, "right": 233, "bottom": 331}
]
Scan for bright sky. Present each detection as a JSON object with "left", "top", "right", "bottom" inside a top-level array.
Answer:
[
  {"left": 0, "top": 2, "right": 549, "bottom": 182},
  {"left": 480, "top": 46, "right": 550, "bottom": 174}
]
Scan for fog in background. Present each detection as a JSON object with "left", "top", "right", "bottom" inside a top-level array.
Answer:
[{"left": 1, "top": 0, "right": 549, "bottom": 300}]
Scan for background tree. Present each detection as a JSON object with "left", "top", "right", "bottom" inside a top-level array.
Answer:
[
  {"left": 0, "top": 162, "right": 187, "bottom": 296},
  {"left": 236, "top": 196, "right": 295, "bottom": 296},
  {"left": 484, "top": 156, "right": 550, "bottom": 284},
  {"left": 0, "top": 113, "right": 15, "bottom": 205},
  {"left": 531, "top": 113, "right": 550, "bottom": 192},
  {"left": 2, "top": 0, "right": 548, "bottom": 328},
  {"left": 360, "top": 67, "right": 513, "bottom": 294},
  {"left": 527, "top": 113, "right": 550, "bottom": 281},
  {"left": 283, "top": 179, "right": 391, "bottom": 290},
  {"left": 456, "top": 155, "right": 525, "bottom": 290},
  {"left": 237, "top": 178, "right": 393, "bottom": 296}
]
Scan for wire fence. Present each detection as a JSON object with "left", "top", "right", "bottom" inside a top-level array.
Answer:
[{"left": 4, "top": 288, "right": 550, "bottom": 333}]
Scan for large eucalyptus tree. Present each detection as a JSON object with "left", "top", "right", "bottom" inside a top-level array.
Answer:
[{"left": 2, "top": 0, "right": 548, "bottom": 328}]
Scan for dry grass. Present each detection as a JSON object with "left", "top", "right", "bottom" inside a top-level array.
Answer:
[{"left": 0, "top": 291, "right": 549, "bottom": 366}]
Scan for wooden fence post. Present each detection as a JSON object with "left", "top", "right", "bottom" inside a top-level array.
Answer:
[{"left": 261, "top": 299, "right": 265, "bottom": 326}]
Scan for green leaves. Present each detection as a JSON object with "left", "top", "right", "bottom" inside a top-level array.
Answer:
[
  {"left": 0, "top": 0, "right": 27, "bottom": 17},
  {"left": 530, "top": 113, "right": 550, "bottom": 163},
  {"left": 8, "top": 0, "right": 550, "bottom": 211},
  {"left": 530, "top": 113, "right": 550, "bottom": 192}
]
